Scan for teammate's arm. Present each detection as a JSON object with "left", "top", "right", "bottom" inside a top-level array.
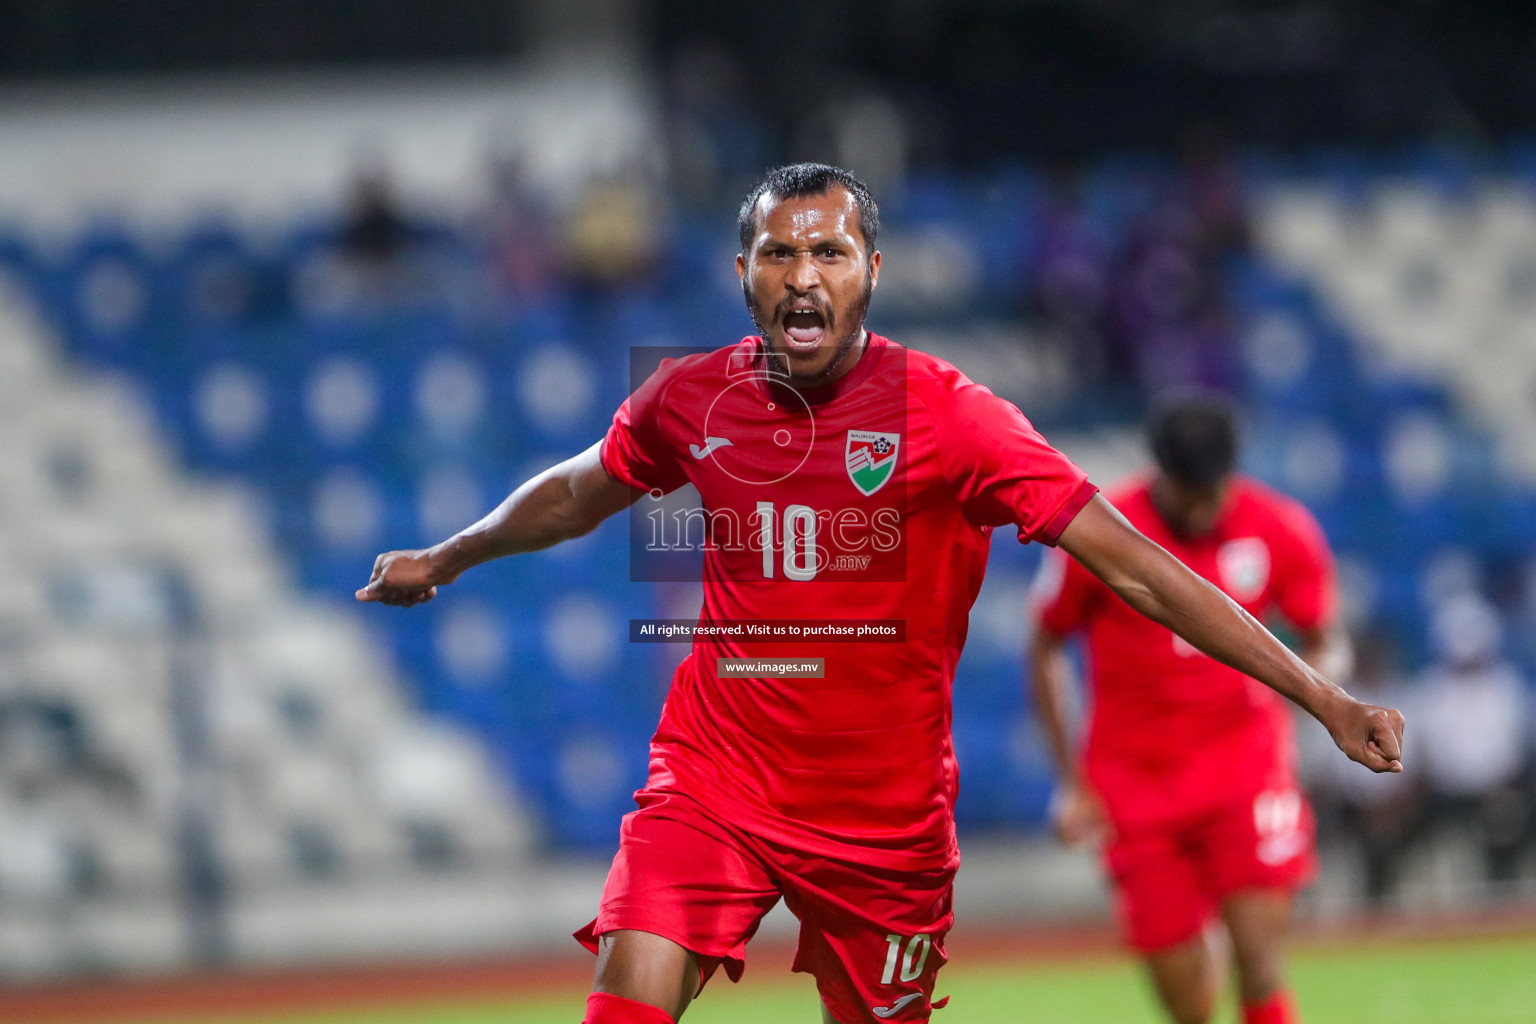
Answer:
[
  {"left": 1029, "top": 628, "right": 1077, "bottom": 782},
  {"left": 1029, "top": 628, "right": 1109, "bottom": 846},
  {"left": 1056, "top": 495, "right": 1404, "bottom": 773},
  {"left": 356, "top": 441, "right": 642, "bottom": 606},
  {"left": 1296, "top": 624, "right": 1353, "bottom": 686},
  {"left": 1274, "top": 496, "right": 1354, "bottom": 683}
]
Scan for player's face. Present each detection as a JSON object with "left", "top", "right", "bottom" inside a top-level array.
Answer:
[
  {"left": 737, "top": 187, "right": 881, "bottom": 386},
  {"left": 1152, "top": 476, "right": 1231, "bottom": 539}
]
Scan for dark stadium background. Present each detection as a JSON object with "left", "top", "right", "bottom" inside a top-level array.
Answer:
[
  {"left": 0, "top": 1, "right": 1531, "bottom": 1019},
  {"left": 2, "top": 2, "right": 1534, "bottom": 151}
]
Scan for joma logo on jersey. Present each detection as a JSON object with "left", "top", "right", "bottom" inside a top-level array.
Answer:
[
  {"left": 829, "top": 554, "right": 872, "bottom": 572},
  {"left": 846, "top": 430, "right": 900, "bottom": 496}
]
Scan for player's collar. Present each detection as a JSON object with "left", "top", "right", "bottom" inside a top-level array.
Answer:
[{"left": 745, "top": 332, "right": 889, "bottom": 407}]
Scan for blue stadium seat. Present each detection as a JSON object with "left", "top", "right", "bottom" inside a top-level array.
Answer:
[
  {"left": 952, "top": 712, "right": 1052, "bottom": 830},
  {"left": 51, "top": 224, "right": 165, "bottom": 370},
  {"left": 0, "top": 226, "right": 37, "bottom": 290},
  {"left": 1403, "top": 143, "right": 1483, "bottom": 202},
  {"left": 173, "top": 360, "right": 293, "bottom": 478},
  {"left": 288, "top": 464, "right": 412, "bottom": 592},
  {"left": 549, "top": 728, "right": 648, "bottom": 850},
  {"left": 1303, "top": 148, "right": 1376, "bottom": 209},
  {"left": 972, "top": 171, "right": 1043, "bottom": 307},
  {"left": 1505, "top": 137, "right": 1536, "bottom": 188},
  {"left": 889, "top": 170, "right": 968, "bottom": 224}
]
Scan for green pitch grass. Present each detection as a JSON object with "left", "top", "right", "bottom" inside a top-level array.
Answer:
[{"left": 225, "top": 933, "right": 1536, "bottom": 1024}]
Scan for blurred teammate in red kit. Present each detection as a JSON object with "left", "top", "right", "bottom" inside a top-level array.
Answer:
[{"left": 1031, "top": 394, "right": 1353, "bottom": 1024}]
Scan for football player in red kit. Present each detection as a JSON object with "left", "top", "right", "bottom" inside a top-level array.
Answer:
[
  {"left": 358, "top": 165, "right": 1402, "bottom": 1024},
  {"left": 1030, "top": 395, "right": 1351, "bottom": 1024}
]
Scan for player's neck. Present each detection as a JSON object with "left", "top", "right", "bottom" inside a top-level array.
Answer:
[
  {"left": 1149, "top": 475, "right": 1227, "bottom": 541},
  {"left": 775, "top": 328, "right": 869, "bottom": 391}
]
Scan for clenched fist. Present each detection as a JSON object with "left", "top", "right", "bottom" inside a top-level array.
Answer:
[
  {"left": 355, "top": 549, "right": 455, "bottom": 607},
  {"left": 1323, "top": 696, "right": 1406, "bottom": 774}
]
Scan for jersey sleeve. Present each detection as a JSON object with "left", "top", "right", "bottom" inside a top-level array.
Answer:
[
  {"left": 599, "top": 358, "right": 689, "bottom": 495},
  {"left": 1030, "top": 547, "right": 1100, "bottom": 637},
  {"left": 932, "top": 379, "right": 1097, "bottom": 544},
  {"left": 1268, "top": 497, "right": 1336, "bottom": 632}
]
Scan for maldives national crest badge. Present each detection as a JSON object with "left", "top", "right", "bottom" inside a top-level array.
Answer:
[
  {"left": 845, "top": 430, "right": 900, "bottom": 496},
  {"left": 1217, "top": 537, "right": 1271, "bottom": 603}
]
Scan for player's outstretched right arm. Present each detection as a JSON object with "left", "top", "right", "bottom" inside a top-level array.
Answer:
[
  {"left": 355, "top": 441, "right": 642, "bottom": 607},
  {"left": 1057, "top": 494, "right": 1405, "bottom": 774}
]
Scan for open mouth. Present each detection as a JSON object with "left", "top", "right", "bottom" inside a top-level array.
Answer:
[{"left": 781, "top": 308, "right": 827, "bottom": 352}]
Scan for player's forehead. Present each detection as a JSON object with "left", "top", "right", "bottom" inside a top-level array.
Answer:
[{"left": 751, "top": 187, "right": 864, "bottom": 249}]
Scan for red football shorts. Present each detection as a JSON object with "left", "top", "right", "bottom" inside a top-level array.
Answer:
[
  {"left": 574, "top": 790, "right": 953, "bottom": 1024},
  {"left": 1104, "top": 786, "right": 1317, "bottom": 953}
]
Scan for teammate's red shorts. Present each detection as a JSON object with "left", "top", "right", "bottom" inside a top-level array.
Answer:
[
  {"left": 1103, "top": 786, "right": 1316, "bottom": 953},
  {"left": 574, "top": 790, "right": 953, "bottom": 1024}
]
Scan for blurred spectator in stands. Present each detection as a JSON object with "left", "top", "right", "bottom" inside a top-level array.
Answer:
[
  {"left": 1313, "top": 631, "right": 1420, "bottom": 905},
  {"left": 1178, "top": 123, "right": 1252, "bottom": 259},
  {"left": 793, "top": 89, "right": 909, "bottom": 201},
  {"left": 1110, "top": 196, "right": 1239, "bottom": 398},
  {"left": 662, "top": 42, "right": 771, "bottom": 210},
  {"left": 563, "top": 173, "right": 666, "bottom": 292},
  {"left": 294, "top": 163, "right": 428, "bottom": 317},
  {"left": 1029, "top": 167, "right": 1112, "bottom": 393},
  {"left": 482, "top": 150, "right": 559, "bottom": 301},
  {"left": 341, "top": 166, "right": 416, "bottom": 270},
  {"left": 1415, "top": 593, "right": 1532, "bottom": 887},
  {"left": 1032, "top": 151, "right": 1246, "bottom": 408}
]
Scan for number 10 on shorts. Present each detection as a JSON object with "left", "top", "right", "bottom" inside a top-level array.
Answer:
[{"left": 881, "top": 932, "right": 931, "bottom": 984}]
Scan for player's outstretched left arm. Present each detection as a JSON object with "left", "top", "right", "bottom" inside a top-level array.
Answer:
[
  {"left": 1056, "top": 495, "right": 1405, "bottom": 773},
  {"left": 356, "top": 441, "right": 642, "bottom": 607}
]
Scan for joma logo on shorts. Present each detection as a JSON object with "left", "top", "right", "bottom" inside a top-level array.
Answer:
[
  {"left": 873, "top": 992, "right": 923, "bottom": 1018},
  {"left": 830, "top": 554, "right": 872, "bottom": 572}
]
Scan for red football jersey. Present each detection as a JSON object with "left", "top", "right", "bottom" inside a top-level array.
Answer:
[
  {"left": 602, "top": 334, "right": 1095, "bottom": 870},
  {"left": 1032, "top": 476, "right": 1335, "bottom": 827}
]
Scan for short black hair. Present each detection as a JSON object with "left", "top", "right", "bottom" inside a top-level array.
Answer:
[
  {"left": 1148, "top": 391, "right": 1240, "bottom": 488},
  {"left": 737, "top": 163, "right": 880, "bottom": 255}
]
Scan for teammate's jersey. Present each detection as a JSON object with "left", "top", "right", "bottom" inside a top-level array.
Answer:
[
  {"left": 1032, "top": 476, "right": 1335, "bottom": 827},
  {"left": 602, "top": 334, "right": 1095, "bottom": 870}
]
